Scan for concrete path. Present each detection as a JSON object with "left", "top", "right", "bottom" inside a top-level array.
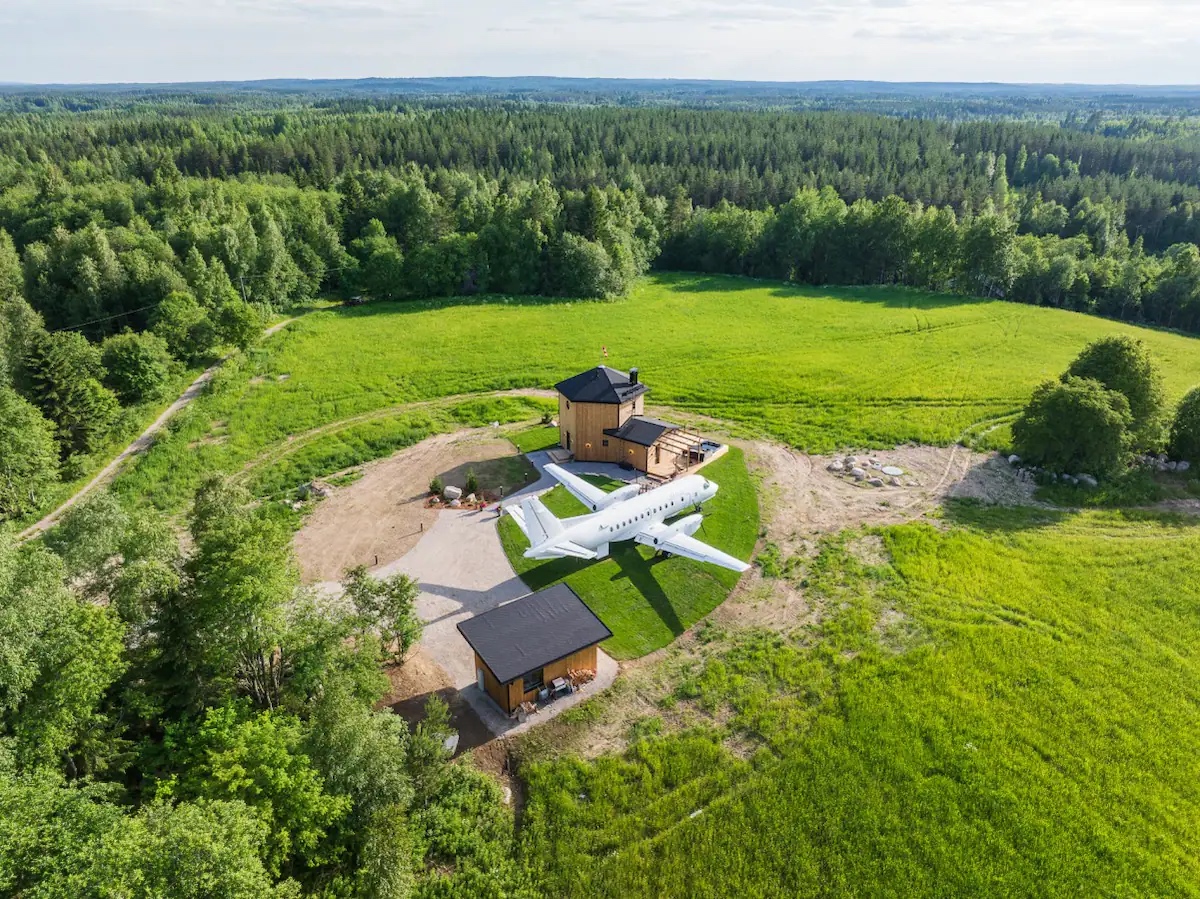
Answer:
[
  {"left": 500, "top": 450, "right": 642, "bottom": 508},
  {"left": 316, "top": 454, "right": 634, "bottom": 736},
  {"left": 354, "top": 506, "right": 532, "bottom": 689},
  {"left": 19, "top": 318, "right": 297, "bottom": 541}
]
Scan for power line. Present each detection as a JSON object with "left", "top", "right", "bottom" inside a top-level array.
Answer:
[
  {"left": 49, "top": 261, "right": 356, "bottom": 332},
  {"left": 51, "top": 302, "right": 162, "bottom": 332}
]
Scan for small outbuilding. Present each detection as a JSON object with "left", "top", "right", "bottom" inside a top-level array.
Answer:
[
  {"left": 456, "top": 584, "right": 612, "bottom": 715},
  {"left": 554, "top": 365, "right": 707, "bottom": 478}
]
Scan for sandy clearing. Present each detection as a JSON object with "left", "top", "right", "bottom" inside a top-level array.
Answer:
[
  {"left": 746, "top": 441, "right": 1035, "bottom": 559},
  {"left": 294, "top": 430, "right": 528, "bottom": 583}
]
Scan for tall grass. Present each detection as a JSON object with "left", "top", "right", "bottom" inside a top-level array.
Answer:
[{"left": 519, "top": 512, "right": 1200, "bottom": 896}]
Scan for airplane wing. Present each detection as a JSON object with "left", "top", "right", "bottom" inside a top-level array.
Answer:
[
  {"left": 543, "top": 463, "right": 610, "bottom": 511},
  {"left": 640, "top": 525, "right": 750, "bottom": 573}
]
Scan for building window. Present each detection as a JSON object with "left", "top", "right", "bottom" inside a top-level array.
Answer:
[
  {"left": 602, "top": 439, "right": 609, "bottom": 447},
  {"left": 523, "top": 668, "right": 545, "bottom": 694}
]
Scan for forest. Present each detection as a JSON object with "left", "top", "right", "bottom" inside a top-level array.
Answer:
[
  {"left": 4, "top": 96, "right": 1200, "bottom": 524},
  {"left": 3, "top": 84, "right": 1200, "bottom": 897}
]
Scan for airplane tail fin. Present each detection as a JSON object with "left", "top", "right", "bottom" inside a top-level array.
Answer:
[{"left": 518, "top": 496, "right": 563, "bottom": 546}]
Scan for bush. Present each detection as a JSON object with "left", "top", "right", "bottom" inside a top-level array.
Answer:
[
  {"left": 465, "top": 469, "right": 479, "bottom": 495},
  {"left": 101, "top": 330, "right": 175, "bottom": 404},
  {"left": 1064, "top": 336, "right": 1166, "bottom": 450},
  {"left": 1169, "top": 387, "right": 1200, "bottom": 463},
  {"left": 152, "top": 291, "right": 216, "bottom": 364},
  {"left": 1012, "top": 376, "right": 1133, "bottom": 477},
  {"left": 429, "top": 476, "right": 444, "bottom": 495}
]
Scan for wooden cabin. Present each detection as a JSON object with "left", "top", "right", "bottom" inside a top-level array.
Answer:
[
  {"left": 554, "top": 365, "right": 705, "bottom": 478},
  {"left": 456, "top": 584, "right": 612, "bottom": 716}
]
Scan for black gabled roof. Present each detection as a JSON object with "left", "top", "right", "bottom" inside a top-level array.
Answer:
[
  {"left": 555, "top": 365, "right": 649, "bottom": 405},
  {"left": 604, "top": 415, "right": 680, "bottom": 447},
  {"left": 456, "top": 584, "right": 612, "bottom": 685}
]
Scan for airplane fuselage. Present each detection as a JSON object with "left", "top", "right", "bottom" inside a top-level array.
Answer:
[{"left": 527, "top": 474, "right": 717, "bottom": 559}]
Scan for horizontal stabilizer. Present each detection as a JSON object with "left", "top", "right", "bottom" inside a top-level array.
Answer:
[{"left": 525, "top": 540, "right": 597, "bottom": 561}]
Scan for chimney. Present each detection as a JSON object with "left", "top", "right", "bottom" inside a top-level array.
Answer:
[{"left": 629, "top": 367, "right": 639, "bottom": 385}]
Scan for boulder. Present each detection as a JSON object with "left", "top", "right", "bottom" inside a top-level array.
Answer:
[
  {"left": 465, "top": 492, "right": 477, "bottom": 503},
  {"left": 1167, "top": 461, "right": 1178, "bottom": 472},
  {"left": 443, "top": 485, "right": 463, "bottom": 501},
  {"left": 851, "top": 467, "right": 868, "bottom": 481},
  {"left": 1077, "top": 474, "right": 1098, "bottom": 488},
  {"left": 301, "top": 480, "right": 334, "bottom": 499},
  {"left": 827, "top": 460, "right": 845, "bottom": 473},
  {"left": 868, "top": 477, "right": 885, "bottom": 488},
  {"left": 870, "top": 461, "right": 882, "bottom": 470},
  {"left": 1156, "top": 461, "right": 1169, "bottom": 473},
  {"left": 1008, "top": 454, "right": 1021, "bottom": 466},
  {"left": 1179, "top": 460, "right": 1191, "bottom": 472},
  {"left": 882, "top": 465, "right": 904, "bottom": 477},
  {"left": 844, "top": 456, "right": 858, "bottom": 466},
  {"left": 888, "top": 476, "right": 902, "bottom": 487},
  {"left": 448, "top": 499, "right": 462, "bottom": 508}
]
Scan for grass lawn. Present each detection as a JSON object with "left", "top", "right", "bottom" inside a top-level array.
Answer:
[
  {"left": 508, "top": 424, "right": 561, "bottom": 454},
  {"left": 498, "top": 449, "right": 760, "bottom": 659},
  {"left": 111, "top": 273, "right": 1200, "bottom": 515},
  {"left": 519, "top": 507, "right": 1200, "bottom": 897}
]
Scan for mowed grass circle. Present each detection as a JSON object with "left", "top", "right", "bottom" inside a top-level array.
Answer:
[{"left": 498, "top": 448, "right": 760, "bottom": 659}]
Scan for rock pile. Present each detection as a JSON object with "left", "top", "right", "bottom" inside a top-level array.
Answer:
[
  {"left": 828, "top": 454, "right": 906, "bottom": 488},
  {"left": 1139, "top": 453, "right": 1192, "bottom": 473},
  {"left": 1005, "top": 454, "right": 1099, "bottom": 488}
]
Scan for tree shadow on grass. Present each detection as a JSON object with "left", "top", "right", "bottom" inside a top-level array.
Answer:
[
  {"left": 328, "top": 292, "right": 596, "bottom": 321},
  {"left": 942, "top": 498, "right": 1071, "bottom": 533},
  {"left": 658, "top": 271, "right": 986, "bottom": 310}
]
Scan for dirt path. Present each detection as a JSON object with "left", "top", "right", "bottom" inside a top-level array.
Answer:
[
  {"left": 18, "top": 318, "right": 297, "bottom": 541},
  {"left": 238, "top": 387, "right": 555, "bottom": 480}
]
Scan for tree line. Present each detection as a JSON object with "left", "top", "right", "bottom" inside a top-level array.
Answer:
[
  {"left": 3, "top": 102, "right": 1200, "bottom": 250},
  {"left": 4, "top": 100, "right": 1200, "bottom": 525}
]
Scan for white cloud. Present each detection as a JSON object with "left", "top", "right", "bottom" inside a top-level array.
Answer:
[{"left": 0, "top": 0, "right": 1197, "bottom": 84}]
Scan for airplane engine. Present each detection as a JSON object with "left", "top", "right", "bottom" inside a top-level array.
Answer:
[
  {"left": 595, "top": 483, "right": 642, "bottom": 510},
  {"left": 638, "top": 513, "right": 704, "bottom": 548}
]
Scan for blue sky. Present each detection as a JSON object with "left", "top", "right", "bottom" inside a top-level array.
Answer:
[{"left": 1, "top": 0, "right": 1197, "bottom": 85}]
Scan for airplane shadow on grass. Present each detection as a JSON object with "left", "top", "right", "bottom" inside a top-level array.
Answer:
[
  {"left": 515, "top": 545, "right": 684, "bottom": 639},
  {"left": 608, "top": 547, "right": 684, "bottom": 638}
]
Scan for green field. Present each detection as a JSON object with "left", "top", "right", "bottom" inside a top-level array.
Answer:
[
  {"left": 113, "top": 273, "right": 1200, "bottom": 513},
  {"left": 519, "top": 508, "right": 1200, "bottom": 897},
  {"left": 497, "top": 449, "right": 760, "bottom": 658},
  {"left": 91, "top": 273, "right": 1200, "bottom": 894}
]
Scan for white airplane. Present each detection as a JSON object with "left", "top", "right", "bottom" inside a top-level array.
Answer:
[{"left": 507, "top": 464, "right": 750, "bottom": 573}]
